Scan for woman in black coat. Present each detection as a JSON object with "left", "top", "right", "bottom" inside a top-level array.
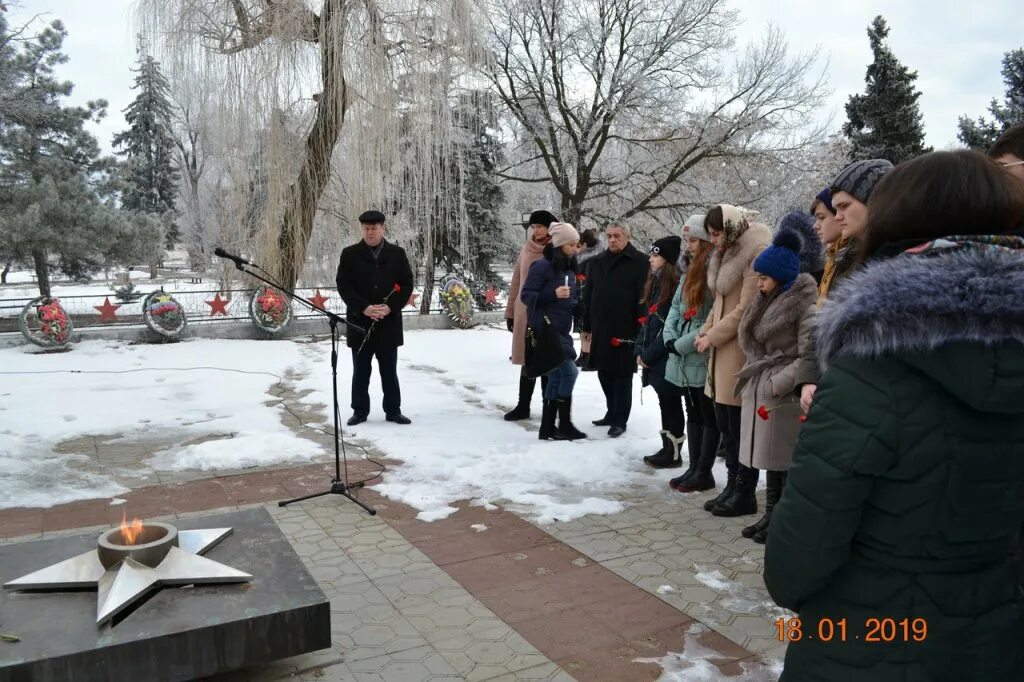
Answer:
[
  {"left": 521, "top": 223, "right": 587, "bottom": 441},
  {"left": 635, "top": 236, "right": 684, "bottom": 468}
]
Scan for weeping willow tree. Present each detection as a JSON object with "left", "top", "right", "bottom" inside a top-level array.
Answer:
[{"left": 136, "top": 0, "right": 490, "bottom": 290}]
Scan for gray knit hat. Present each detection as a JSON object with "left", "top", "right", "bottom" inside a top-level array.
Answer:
[
  {"left": 681, "top": 214, "right": 711, "bottom": 242},
  {"left": 830, "top": 159, "right": 894, "bottom": 204}
]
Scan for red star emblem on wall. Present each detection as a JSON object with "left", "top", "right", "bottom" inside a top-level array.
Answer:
[
  {"left": 405, "top": 292, "right": 420, "bottom": 309},
  {"left": 310, "top": 289, "right": 330, "bottom": 311},
  {"left": 94, "top": 297, "right": 121, "bottom": 322},
  {"left": 205, "top": 292, "right": 230, "bottom": 317},
  {"left": 484, "top": 285, "right": 499, "bottom": 305}
]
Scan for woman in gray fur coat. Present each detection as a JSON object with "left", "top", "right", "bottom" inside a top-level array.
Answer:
[{"left": 734, "top": 228, "right": 817, "bottom": 543}]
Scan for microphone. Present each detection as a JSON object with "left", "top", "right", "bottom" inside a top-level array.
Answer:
[{"left": 214, "top": 247, "right": 251, "bottom": 266}]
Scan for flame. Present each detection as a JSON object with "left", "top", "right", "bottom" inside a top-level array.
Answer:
[{"left": 120, "top": 511, "right": 144, "bottom": 545}]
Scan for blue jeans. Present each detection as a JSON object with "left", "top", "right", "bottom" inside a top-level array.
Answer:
[{"left": 544, "top": 360, "right": 579, "bottom": 400}]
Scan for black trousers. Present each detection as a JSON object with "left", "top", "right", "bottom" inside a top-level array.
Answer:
[
  {"left": 685, "top": 386, "right": 720, "bottom": 463},
  {"left": 713, "top": 401, "right": 759, "bottom": 485},
  {"left": 657, "top": 389, "right": 685, "bottom": 437},
  {"left": 597, "top": 370, "right": 633, "bottom": 428},
  {"left": 351, "top": 345, "right": 401, "bottom": 416}
]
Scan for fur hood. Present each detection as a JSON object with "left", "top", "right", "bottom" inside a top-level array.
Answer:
[
  {"left": 707, "top": 223, "right": 772, "bottom": 297},
  {"left": 815, "top": 244, "right": 1024, "bottom": 411},
  {"left": 817, "top": 246, "right": 1024, "bottom": 370},
  {"left": 739, "top": 273, "right": 818, "bottom": 359},
  {"left": 577, "top": 240, "right": 606, "bottom": 265}
]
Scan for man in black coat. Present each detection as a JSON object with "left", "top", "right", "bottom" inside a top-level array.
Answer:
[
  {"left": 336, "top": 211, "right": 414, "bottom": 426},
  {"left": 581, "top": 223, "right": 649, "bottom": 437}
]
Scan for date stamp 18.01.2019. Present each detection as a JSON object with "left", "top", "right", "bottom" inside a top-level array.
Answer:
[{"left": 775, "top": 617, "right": 928, "bottom": 643}]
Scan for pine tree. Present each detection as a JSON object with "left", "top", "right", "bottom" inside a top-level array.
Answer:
[
  {"left": 113, "top": 45, "right": 180, "bottom": 247},
  {"left": 843, "top": 16, "right": 931, "bottom": 164},
  {"left": 0, "top": 18, "right": 147, "bottom": 297},
  {"left": 957, "top": 48, "right": 1024, "bottom": 150}
]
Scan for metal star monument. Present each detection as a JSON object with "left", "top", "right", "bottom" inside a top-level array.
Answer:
[{"left": 3, "top": 521, "right": 252, "bottom": 626}]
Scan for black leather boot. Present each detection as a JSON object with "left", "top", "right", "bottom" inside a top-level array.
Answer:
[
  {"left": 704, "top": 467, "right": 736, "bottom": 511},
  {"left": 504, "top": 374, "right": 537, "bottom": 421},
  {"left": 753, "top": 472, "right": 786, "bottom": 544},
  {"left": 669, "top": 421, "right": 701, "bottom": 488},
  {"left": 555, "top": 398, "right": 587, "bottom": 440},
  {"left": 644, "top": 431, "right": 681, "bottom": 468},
  {"left": 675, "top": 424, "right": 718, "bottom": 493},
  {"left": 712, "top": 465, "right": 759, "bottom": 517},
  {"left": 538, "top": 399, "right": 558, "bottom": 440}
]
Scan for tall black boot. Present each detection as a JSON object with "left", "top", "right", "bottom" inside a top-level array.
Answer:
[
  {"left": 753, "top": 472, "right": 786, "bottom": 544},
  {"left": 555, "top": 398, "right": 587, "bottom": 440},
  {"left": 704, "top": 467, "right": 736, "bottom": 511},
  {"left": 712, "top": 465, "right": 759, "bottom": 517},
  {"left": 644, "top": 430, "right": 684, "bottom": 468},
  {"left": 674, "top": 423, "right": 716, "bottom": 492},
  {"left": 538, "top": 399, "right": 558, "bottom": 440},
  {"left": 504, "top": 374, "right": 537, "bottom": 421}
]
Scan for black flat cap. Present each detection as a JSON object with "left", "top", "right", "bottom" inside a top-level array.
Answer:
[{"left": 358, "top": 210, "right": 386, "bottom": 224}]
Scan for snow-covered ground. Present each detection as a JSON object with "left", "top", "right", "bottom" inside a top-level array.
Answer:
[
  {"left": 637, "top": 623, "right": 784, "bottom": 681},
  {"left": 0, "top": 329, "right": 720, "bottom": 518}
]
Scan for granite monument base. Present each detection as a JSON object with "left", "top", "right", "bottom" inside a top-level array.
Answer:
[{"left": 0, "top": 508, "right": 330, "bottom": 682}]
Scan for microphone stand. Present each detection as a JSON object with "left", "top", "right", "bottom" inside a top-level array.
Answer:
[{"left": 220, "top": 256, "right": 377, "bottom": 516}]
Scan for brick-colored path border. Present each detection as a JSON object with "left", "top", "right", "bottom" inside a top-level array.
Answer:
[{"left": 0, "top": 464, "right": 760, "bottom": 680}]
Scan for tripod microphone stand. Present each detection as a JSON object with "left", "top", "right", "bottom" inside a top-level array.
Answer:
[{"left": 215, "top": 251, "right": 377, "bottom": 516}]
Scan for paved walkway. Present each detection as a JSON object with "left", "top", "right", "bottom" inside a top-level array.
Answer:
[{"left": 0, "top": 352, "right": 789, "bottom": 680}]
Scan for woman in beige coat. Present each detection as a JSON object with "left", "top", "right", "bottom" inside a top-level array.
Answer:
[
  {"left": 735, "top": 227, "right": 818, "bottom": 543},
  {"left": 694, "top": 204, "right": 770, "bottom": 517},
  {"left": 503, "top": 210, "right": 556, "bottom": 420}
]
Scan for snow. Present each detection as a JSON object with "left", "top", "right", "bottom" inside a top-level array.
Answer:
[
  {"left": 694, "top": 564, "right": 791, "bottom": 621},
  {"left": 289, "top": 328, "right": 682, "bottom": 523},
  {"left": 0, "top": 328, "right": 703, "bottom": 520},
  {"left": 0, "top": 339, "right": 325, "bottom": 508},
  {"left": 657, "top": 584, "right": 676, "bottom": 595},
  {"left": 637, "top": 623, "right": 784, "bottom": 681},
  {"left": 470, "top": 524, "right": 488, "bottom": 533}
]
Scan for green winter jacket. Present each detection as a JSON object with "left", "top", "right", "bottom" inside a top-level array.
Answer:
[
  {"left": 662, "top": 281, "right": 712, "bottom": 390},
  {"left": 765, "top": 241, "right": 1024, "bottom": 682}
]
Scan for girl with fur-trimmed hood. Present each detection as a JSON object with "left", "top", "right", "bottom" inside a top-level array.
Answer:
[
  {"left": 694, "top": 204, "right": 771, "bottom": 517},
  {"left": 734, "top": 228, "right": 817, "bottom": 544},
  {"left": 765, "top": 151, "right": 1024, "bottom": 682}
]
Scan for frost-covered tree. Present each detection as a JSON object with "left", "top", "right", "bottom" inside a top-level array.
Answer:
[
  {"left": 0, "top": 17, "right": 136, "bottom": 296},
  {"left": 113, "top": 45, "right": 180, "bottom": 247},
  {"left": 957, "top": 48, "right": 1024, "bottom": 151},
  {"left": 843, "top": 16, "right": 930, "bottom": 164},
  {"left": 487, "top": 0, "right": 827, "bottom": 225}
]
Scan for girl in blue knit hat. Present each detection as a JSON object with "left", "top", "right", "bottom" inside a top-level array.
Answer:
[{"left": 732, "top": 227, "right": 818, "bottom": 543}]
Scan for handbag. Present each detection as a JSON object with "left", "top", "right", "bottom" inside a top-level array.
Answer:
[{"left": 524, "top": 314, "right": 566, "bottom": 379}]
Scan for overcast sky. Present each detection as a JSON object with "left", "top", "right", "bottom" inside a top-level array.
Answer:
[{"left": 7, "top": 0, "right": 1022, "bottom": 155}]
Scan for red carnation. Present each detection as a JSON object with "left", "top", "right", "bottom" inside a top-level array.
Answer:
[
  {"left": 576, "top": 274, "right": 586, "bottom": 282},
  {"left": 393, "top": 283, "right": 401, "bottom": 292},
  {"left": 648, "top": 304, "right": 658, "bottom": 314},
  {"left": 683, "top": 307, "right": 697, "bottom": 321},
  {"left": 799, "top": 415, "right": 808, "bottom": 423},
  {"left": 638, "top": 316, "right": 647, "bottom": 325},
  {"left": 757, "top": 405, "right": 770, "bottom": 421},
  {"left": 611, "top": 337, "right": 622, "bottom": 347}
]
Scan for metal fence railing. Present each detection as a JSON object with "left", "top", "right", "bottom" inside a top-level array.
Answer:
[{"left": 0, "top": 286, "right": 462, "bottom": 333}]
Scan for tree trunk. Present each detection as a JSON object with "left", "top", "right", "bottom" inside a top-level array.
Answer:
[
  {"left": 419, "top": 253, "right": 435, "bottom": 314},
  {"left": 276, "top": 0, "right": 349, "bottom": 289},
  {"left": 150, "top": 259, "right": 158, "bottom": 279},
  {"left": 32, "top": 248, "right": 51, "bottom": 298},
  {"left": 1, "top": 262, "right": 10, "bottom": 285}
]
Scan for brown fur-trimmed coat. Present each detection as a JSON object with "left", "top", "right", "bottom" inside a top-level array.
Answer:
[
  {"left": 700, "top": 223, "right": 772, "bottom": 406},
  {"left": 736, "top": 273, "right": 818, "bottom": 471}
]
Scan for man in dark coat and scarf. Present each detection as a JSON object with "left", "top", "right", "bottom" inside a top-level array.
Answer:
[
  {"left": 336, "top": 210, "right": 414, "bottom": 426},
  {"left": 581, "top": 223, "right": 649, "bottom": 437}
]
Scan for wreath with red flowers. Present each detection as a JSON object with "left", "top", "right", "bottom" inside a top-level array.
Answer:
[
  {"left": 248, "top": 286, "right": 294, "bottom": 335},
  {"left": 19, "top": 296, "right": 74, "bottom": 349}
]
